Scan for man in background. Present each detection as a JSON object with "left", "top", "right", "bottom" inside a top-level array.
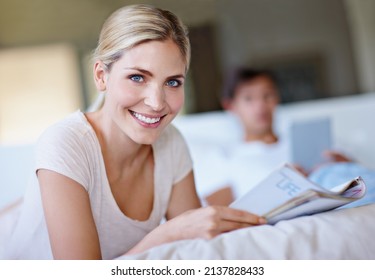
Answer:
[{"left": 205, "top": 67, "right": 351, "bottom": 206}]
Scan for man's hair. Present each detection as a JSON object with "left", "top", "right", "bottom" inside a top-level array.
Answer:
[{"left": 221, "top": 67, "right": 278, "bottom": 103}]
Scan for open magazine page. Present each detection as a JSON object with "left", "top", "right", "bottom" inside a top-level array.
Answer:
[
  {"left": 230, "top": 164, "right": 323, "bottom": 215},
  {"left": 264, "top": 180, "right": 366, "bottom": 224},
  {"left": 230, "top": 164, "right": 366, "bottom": 224},
  {"left": 330, "top": 177, "right": 366, "bottom": 197}
]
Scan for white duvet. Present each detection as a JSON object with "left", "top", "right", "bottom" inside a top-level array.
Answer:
[
  {"left": 2, "top": 202, "right": 375, "bottom": 260},
  {"left": 119, "top": 203, "right": 375, "bottom": 260}
]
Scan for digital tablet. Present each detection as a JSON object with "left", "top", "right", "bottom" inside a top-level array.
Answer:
[{"left": 289, "top": 117, "right": 332, "bottom": 172}]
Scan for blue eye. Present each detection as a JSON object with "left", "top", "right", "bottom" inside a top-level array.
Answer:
[
  {"left": 130, "top": 75, "right": 144, "bottom": 83},
  {"left": 166, "top": 80, "right": 181, "bottom": 87}
]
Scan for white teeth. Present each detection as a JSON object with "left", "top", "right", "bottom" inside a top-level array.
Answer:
[{"left": 132, "top": 112, "right": 161, "bottom": 124}]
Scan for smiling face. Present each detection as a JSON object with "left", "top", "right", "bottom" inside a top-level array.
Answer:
[{"left": 94, "top": 39, "right": 186, "bottom": 145}]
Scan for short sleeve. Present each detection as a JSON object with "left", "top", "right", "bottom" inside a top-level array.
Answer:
[
  {"left": 35, "top": 122, "right": 91, "bottom": 191},
  {"left": 190, "top": 143, "right": 230, "bottom": 198}
]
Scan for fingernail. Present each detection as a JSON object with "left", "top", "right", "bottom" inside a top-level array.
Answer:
[{"left": 259, "top": 217, "right": 267, "bottom": 224}]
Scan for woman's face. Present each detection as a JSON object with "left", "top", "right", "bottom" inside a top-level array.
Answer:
[{"left": 95, "top": 39, "right": 186, "bottom": 144}]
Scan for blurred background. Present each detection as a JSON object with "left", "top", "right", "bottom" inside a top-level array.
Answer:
[{"left": 0, "top": 0, "right": 375, "bottom": 144}]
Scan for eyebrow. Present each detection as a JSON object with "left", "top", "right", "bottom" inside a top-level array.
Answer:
[{"left": 124, "top": 67, "right": 185, "bottom": 79}]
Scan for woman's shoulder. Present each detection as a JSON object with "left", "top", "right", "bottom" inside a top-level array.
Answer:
[
  {"left": 40, "top": 111, "right": 91, "bottom": 138},
  {"left": 38, "top": 111, "right": 93, "bottom": 144},
  {"left": 34, "top": 111, "right": 97, "bottom": 187}
]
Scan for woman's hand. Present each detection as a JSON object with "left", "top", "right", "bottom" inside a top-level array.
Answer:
[
  {"left": 125, "top": 206, "right": 265, "bottom": 255},
  {"left": 167, "top": 206, "right": 267, "bottom": 240},
  {"left": 126, "top": 171, "right": 265, "bottom": 256},
  {"left": 165, "top": 171, "right": 265, "bottom": 239}
]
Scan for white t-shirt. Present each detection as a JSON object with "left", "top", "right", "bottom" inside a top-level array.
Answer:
[
  {"left": 226, "top": 139, "right": 290, "bottom": 199},
  {"left": 6, "top": 111, "right": 192, "bottom": 260},
  {"left": 192, "top": 137, "right": 290, "bottom": 201}
]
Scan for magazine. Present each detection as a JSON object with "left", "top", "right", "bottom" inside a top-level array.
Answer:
[{"left": 230, "top": 164, "right": 366, "bottom": 224}]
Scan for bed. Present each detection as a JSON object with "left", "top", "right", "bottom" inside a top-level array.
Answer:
[
  {"left": 119, "top": 203, "right": 375, "bottom": 260},
  {"left": 1, "top": 197, "right": 375, "bottom": 260}
]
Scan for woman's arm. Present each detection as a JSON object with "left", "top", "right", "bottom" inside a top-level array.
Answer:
[
  {"left": 38, "top": 169, "right": 102, "bottom": 259},
  {"left": 166, "top": 171, "right": 201, "bottom": 218}
]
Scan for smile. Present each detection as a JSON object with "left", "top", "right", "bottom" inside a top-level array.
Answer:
[{"left": 130, "top": 111, "right": 162, "bottom": 124}]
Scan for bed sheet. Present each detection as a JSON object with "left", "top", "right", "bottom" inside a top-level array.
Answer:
[
  {"left": 119, "top": 203, "right": 375, "bottom": 260},
  {"left": 0, "top": 200, "right": 22, "bottom": 259},
  {"left": 2, "top": 196, "right": 374, "bottom": 260}
]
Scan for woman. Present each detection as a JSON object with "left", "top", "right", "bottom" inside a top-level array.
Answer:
[{"left": 6, "top": 4, "right": 265, "bottom": 260}]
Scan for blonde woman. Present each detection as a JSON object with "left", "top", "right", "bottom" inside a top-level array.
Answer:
[{"left": 6, "top": 4, "right": 265, "bottom": 260}]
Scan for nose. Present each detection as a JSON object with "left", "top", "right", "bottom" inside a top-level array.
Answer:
[
  {"left": 144, "top": 85, "right": 165, "bottom": 112},
  {"left": 255, "top": 96, "right": 271, "bottom": 109}
]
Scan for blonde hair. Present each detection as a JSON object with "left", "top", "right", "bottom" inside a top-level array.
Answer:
[{"left": 93, "top": 4, "right": 191, "bottom": 71}]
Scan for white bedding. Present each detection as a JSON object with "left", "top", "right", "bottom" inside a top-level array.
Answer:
[
  {"left": 119, "top": 203, "right": 375, "bottom": 260},
  {"left": 1, "top": 200, "right": 374, "bottom": 259},
  {"left": 0, "top": 200, "right": 22, "bottom": 259}
]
